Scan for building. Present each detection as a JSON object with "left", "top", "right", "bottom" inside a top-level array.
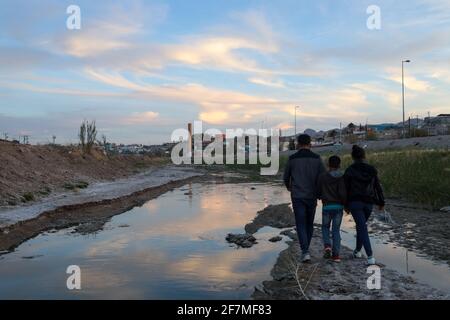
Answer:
[{"left": 423, "top": 114, "right": 450, "bottom": 136}]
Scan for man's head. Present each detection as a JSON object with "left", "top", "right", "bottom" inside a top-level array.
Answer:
[
  {"left": 328, "top": 155, "right": 341, "bottom": 170},
  {"left": 297, "top": 134, "right": 311, "bottom": 149},
  {"left": 351, "top": 145, "right": 365, "bottom": 160}
]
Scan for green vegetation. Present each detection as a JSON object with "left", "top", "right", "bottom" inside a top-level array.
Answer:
[
  {"left": 321, "top": 149, "right": 449, "bottom": 209},
  {"left": 38, "top": 187, "right": 52, "bottom": 196},
  {"left": 64, "top": 181, "right": 89, "bottom": 190},
  {"left": 359, "top": 149, "right": 449, "bottom": 209},
  {"left": 22, "top": 192, "right": 35, "bottom": 202},
  {"left": 231, "top": 148, "right": 449, "bottom": 209}
]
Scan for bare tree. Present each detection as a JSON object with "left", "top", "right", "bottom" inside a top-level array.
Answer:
[
  {"left": 79, "top": 121, "right": 86, "bottom": 151},
  {"left": 78, "top": 120, "right": 97, "bottom": 154},
  {"left": 98, "top": 134, "right": 108, "bottom": 153},
  {"left": 101, "top": 134, "right": 107, "bottom": 146}
]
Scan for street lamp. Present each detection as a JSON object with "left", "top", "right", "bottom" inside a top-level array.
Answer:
[
  {"left": 294, "top": 106, "right": 300, "bottom": 137},
  {"left": 402, "top": 59, "right": 411, "bottom": 138}
]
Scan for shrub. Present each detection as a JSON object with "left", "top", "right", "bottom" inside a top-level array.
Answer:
[{"left": 22, "top": 192, "right": 35, "bottom": 202}]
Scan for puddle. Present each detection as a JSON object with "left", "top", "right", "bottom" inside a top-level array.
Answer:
[
  {"left": 0, "top": 183, "right": 290, "bottom": 299},
  {"left": 314, "top": 206, "right": 450, "bottom": 293}
]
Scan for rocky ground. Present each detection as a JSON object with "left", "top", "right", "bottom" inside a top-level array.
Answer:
[{"left": 229, "top": 203, "right": 449, "bottom": 300}]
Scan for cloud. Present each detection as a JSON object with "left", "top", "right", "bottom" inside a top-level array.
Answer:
[
  {"left": 384, "top": 67, "right": 432, "bottom": 92},
  {"left": 84, "top": 68, "right": 146, "bottom": 91},
  {"left": 49, "top": 1, "right": 168, "bottom": 59},
  {"left": 82, "top": 69, "right": 283, "bottom": 125},
  {"left": 164, "top": 36, "right": 277, "bottom": 74},
  {"left": 248, "top": 77, "right": 285, "bottom": 88},
  {"left": 274, "top": 122, "right": 293, "bottom": 130},
  {"left": 123, "top": 111, "right": 159, "bottom": 124}
]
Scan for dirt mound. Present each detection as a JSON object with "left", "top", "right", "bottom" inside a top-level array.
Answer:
[{"left": 0, "top": 141, "right": 167, "bottom": 206}]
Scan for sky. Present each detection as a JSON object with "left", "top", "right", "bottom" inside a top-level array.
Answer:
[{"left": 0, "top": 0, "right": 449, "bottom": 144}]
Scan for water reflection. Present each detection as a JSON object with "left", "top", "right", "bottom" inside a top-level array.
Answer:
[
  {"left": 0, "top": 182, "right": 448, "bottom": 299},
  {"left": 0, "top": 183, "right": 290, "bottom": 299}
]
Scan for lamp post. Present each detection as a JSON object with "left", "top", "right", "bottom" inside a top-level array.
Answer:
[
  {"left": 294, "top": 106, "right": 300, "bottom": 137},
  {"left": 402, "top": 59, "right": 411, "bottom": 138}
]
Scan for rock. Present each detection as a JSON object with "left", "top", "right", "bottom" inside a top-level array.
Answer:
[
  {"left": 269, "top": 236, "right": 283, "bottom": 242},
  {"left": 440, "top": 206, "right": 450, "bottom": 213},
  {"left": 280, "top": 228, "right": 297, "bottom": 240},
  {"left": 226, "top": 233, "right": 257, "bottom": 248}
]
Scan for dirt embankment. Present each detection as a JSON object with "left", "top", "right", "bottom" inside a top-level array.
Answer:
[{"left": 0, "top": 141, "right": 168, "bottom": 206}]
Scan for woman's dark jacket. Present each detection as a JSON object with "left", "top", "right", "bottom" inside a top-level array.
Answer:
[{"left": 344, "top": 160, "right": 385, "bottom": 206}]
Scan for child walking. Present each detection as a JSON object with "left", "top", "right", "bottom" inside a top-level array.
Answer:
[{"left": 318, "top": 155, "right": 347, "bottom": 262}]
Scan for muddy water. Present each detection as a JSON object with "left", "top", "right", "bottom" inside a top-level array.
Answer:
[
  {"left": 1, "top": 182, "right": 449, "bottom": 299},
  {"left": 0, "top": 183, "right": 290, "bottom": 299}
]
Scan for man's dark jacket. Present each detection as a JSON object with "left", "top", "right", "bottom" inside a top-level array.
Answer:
[{"left": 283, "top": 149, "right": 326, "bottom": 199}]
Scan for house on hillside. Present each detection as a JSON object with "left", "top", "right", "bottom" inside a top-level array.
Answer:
[{"left": 423, "top": 114, "right": 450, "bottom": 136}]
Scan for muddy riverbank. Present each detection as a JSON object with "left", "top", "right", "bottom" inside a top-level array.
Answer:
[
  {"left": 0, "top": 166, "right": 203, "bottom": 227},
  {"left": 239, "top": 203, "right": 449, "bottom": 300},
  {"left": 371, "top": 199, "right": 450, "bottom": 265},
  {"left": 0, "top": 170, "right": 259, "bottom": 253},
  {"left": 0, "top": 176, "right": 205, "bottom": 252}
]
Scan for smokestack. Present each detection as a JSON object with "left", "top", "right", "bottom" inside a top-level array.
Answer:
[{"left": 187, "top": 123, "right": 192, "bottom": 157}]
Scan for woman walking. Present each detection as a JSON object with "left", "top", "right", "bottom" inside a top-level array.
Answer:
[{"left": 344, "top": 145, "right": 385, "bottom": 265}]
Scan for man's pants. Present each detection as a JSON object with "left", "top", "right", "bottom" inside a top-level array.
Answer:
[{"left": 291, "top": 198, "right": 317, "bottom": 255}]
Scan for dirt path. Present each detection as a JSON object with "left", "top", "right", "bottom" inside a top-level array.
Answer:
[
  {"left": 253, "top": 229, "right": 447, "bottom": 300},
  {"left": 236, "top": 203, "right": 448, "bottom": 300}
]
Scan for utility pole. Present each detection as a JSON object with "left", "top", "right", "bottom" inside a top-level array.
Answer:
[
  {"left": 365, "top": 118, "right": 368, "bottom": 141},
  {"left": 416, "top": 115, "right": 419, "bottom": 136},
  {"left": 408, "top": 117, "right": 411, "bottom": 138},
  {"left": 339, "top": 122, "right": 342, "bottom": 143},
  {"left": 294, "top": 106, "right": 300, "bottom": 138},
  {"left": 402, "top": 59, "right": 411, "bottom": 138}
]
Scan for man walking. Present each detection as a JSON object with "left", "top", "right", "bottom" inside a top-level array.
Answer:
[{"left": 283, "top": 134, "right": 326, "bottom": 262}]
